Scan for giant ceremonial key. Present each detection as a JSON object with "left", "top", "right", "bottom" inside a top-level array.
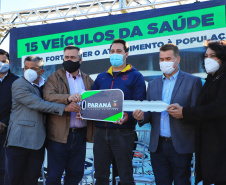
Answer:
[{"left": 81, "top": 89, "right": 168, "bottom": 122}]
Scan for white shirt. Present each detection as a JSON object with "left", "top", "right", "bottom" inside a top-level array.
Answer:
[{"left": 32, "top": 76, "right": 45, "bottom": 87}]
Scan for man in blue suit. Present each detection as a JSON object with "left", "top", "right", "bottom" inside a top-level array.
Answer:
[{"left": 133, "top": 43, "right": 202, "bottom": 185}]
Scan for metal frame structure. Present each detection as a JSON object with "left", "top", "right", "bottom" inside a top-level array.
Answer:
[{"left": 0, "top": 0, "right": 208, "bottom": 43}]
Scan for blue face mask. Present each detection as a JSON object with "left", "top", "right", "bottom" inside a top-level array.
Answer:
[{"left": 110, "top": 53, "right": 125, "bottom": 67}]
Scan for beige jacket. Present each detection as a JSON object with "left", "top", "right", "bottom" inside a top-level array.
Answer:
[{"left": 43, "top": 68, "right": 94, "bottom": 143}]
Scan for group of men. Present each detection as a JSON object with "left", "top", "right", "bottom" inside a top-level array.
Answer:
[{"left": 0, "top": 38, "right": 202, "bottom": 185}]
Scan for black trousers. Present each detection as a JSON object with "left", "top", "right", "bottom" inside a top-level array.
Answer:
[
  {"left": 112, "top": 131, "right": 138, "bottom": 185},
  {"left": 0, "top": 132, "right": 6, "bottom": 185},
  {"left": 151, "top": 139, "right": 192, "bottom": 185},
  {"left": 94, "top": 128, "right": 135, "bottom": 185},
  {"left": 4, "top": 145, "right": 45, "bottom": 185}
]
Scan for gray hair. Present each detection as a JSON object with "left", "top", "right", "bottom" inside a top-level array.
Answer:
[
  {"left": 24, "top": 56, "right": 44, "bottom": 68},
  {"left": 64, "top": 45, "right": 83, "bottom": 60}
]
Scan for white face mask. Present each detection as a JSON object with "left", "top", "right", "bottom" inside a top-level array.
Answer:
[
  {"left": 159, "top": 59, "right": 178, "bottom": 75},
  {"left": 24, "top": 69, "right": 38, "bottom": 83},
  {"left": 0, "top": 62, "right": 9, "bottom": 73},
  {"left": 204, "top": 58, "right": 220, "bottom": 74}
]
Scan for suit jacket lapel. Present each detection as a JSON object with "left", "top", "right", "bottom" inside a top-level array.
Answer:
[
  {"left": 57, "top": 68, "right": 70, "bottom": 94},
  {"left": 22, "top": 77, "right": 40, "bottom": 96},
  {"left": 157, "top": 76, "right": 163, "bottom": 100},
  {"left": 171, "top": 71, "right": 184, "bottom": 103}
]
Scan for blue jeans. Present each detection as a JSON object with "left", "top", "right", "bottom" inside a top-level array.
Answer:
[
  {"left": 150, "top": 138, "right": 192, "bottom": 185},
  {"left": 0, "top": 132, "right": 6, "bottom": 185},
  {"left": 94, "top": 128, "right": 135, "bottom": 185},
  {"left": 46, "top": 128, "right": 86, "bottom": 185}
]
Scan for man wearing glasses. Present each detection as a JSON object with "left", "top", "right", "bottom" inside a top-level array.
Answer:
[
  {"left": 0, "top": 49, "right": 18, "bottom": 185},
  {"left": 43, "top": 45, "right": 94, "bottom": 185},
  {"left": 4, "top": 56, "right": 79, "bottom": 185}
]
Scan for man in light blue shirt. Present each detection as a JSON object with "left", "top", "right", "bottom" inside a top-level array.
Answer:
[
  {"left": 160, "top": 70, "right": 179, "bottom": 137},
  {"left": 133, "top": 44, "right": 202, "bottom": 185}
]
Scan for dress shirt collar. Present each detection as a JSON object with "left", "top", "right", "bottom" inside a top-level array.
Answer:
[
  {"left": 32, "top": 76, "right": 45, "bottom": 87},
  {"left": 66, "top": 70, "right": 81, "bottom": 78},
  {"left": 162, "top": 70, "right": 179, "bottom": 81},
  {"left": 0, "top": 72, "right": 8, "bottom": 82}
]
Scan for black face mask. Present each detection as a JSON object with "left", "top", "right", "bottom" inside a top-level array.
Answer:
[{"left": 62, "top": 60, "right": 80, "bottom": 73}]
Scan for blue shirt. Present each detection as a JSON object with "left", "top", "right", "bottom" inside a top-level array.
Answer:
[
  {"left": 160, "top": 70, "right": 179, "bottom": 137},
  {"left": 0, "top": 72, "right": 8, "bottom": 82}
]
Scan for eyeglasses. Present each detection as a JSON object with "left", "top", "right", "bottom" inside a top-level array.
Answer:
[{"left": 24, "top": 67, "right": 42, "bottom": 72}]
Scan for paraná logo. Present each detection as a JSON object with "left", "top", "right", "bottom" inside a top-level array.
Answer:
[{"left": 88, "top": 102, "right": 111, "bottom": 108}]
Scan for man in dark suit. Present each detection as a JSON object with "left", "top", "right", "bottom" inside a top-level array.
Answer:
[
  {"left": 4, "top": 56, "right": 79, "bottom": 185},
  {"left": 0, "top": 49, "right": 18, "bottom": 185},
  {"left": 133, "top": 44, "right": 202, "bottom": 185}
]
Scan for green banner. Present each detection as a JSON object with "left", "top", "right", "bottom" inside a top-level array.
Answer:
[{"left": 17, "top": 5, "right": 225, "bottom": 58}]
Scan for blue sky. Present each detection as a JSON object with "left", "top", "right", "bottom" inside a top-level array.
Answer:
[
  {"left": 1, "top": 0, "right": 76, "bottom": 51},
  {"left": 2, "top": 0, "right": 76, "bottom": 12}
]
